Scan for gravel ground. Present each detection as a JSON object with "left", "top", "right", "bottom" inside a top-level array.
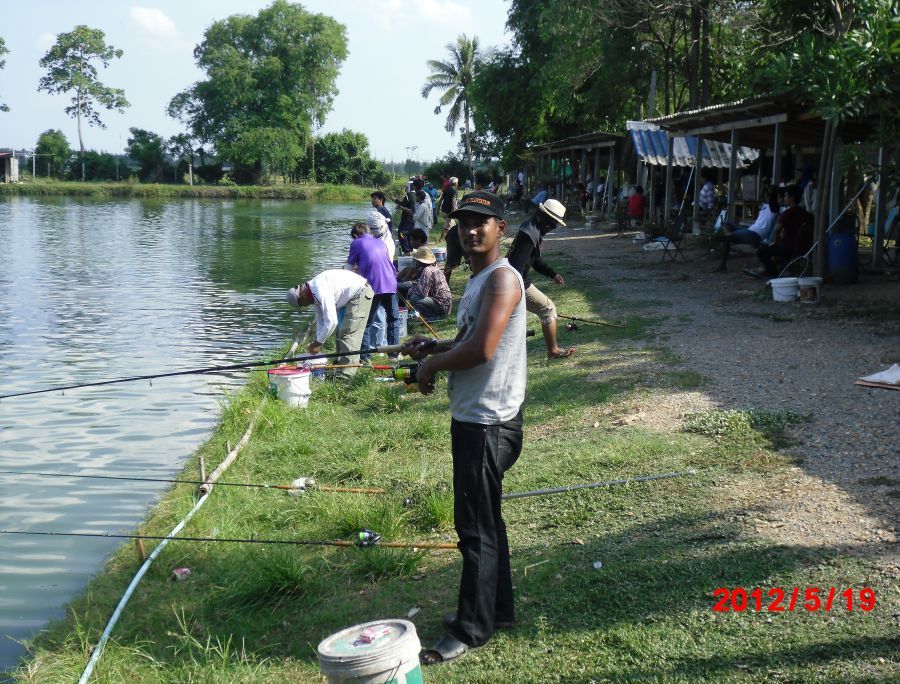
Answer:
[{"left": 541, "top": 224, "right": 899, "bottom": 566}]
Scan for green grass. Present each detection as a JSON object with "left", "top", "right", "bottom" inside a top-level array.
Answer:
[
  {"left": 0, "top": 179, "right": 403, "bottom": 201},
  {"left": 10, "top": 238, "right": 897, "bottom": 682}
]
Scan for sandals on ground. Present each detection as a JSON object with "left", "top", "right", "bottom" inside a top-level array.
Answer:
[
  {"left": 420, "top": 634, "right": 470, "bottom": 665},
  {"left": 547, "top": 347, "right": 576, "bottom": 359}
]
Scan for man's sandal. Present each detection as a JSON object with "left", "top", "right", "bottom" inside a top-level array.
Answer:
[
  {"left": 420, "top": 634, "right": 470, "bottom": 665},
  {"left": 547, "top": 347, "right": 576, "bottom": 359}
]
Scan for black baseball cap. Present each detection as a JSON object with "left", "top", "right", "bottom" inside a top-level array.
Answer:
[{"left": 450, "top": 191, "right": 505, "bottom": 219}]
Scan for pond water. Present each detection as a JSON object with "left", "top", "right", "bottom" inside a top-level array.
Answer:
[{"left": 0, "top": 195, "right": 364, "bottom": 671}]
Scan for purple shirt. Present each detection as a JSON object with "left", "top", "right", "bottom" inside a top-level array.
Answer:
[{"left": 347, "top": 234, "right": 397, "bottom": 294}]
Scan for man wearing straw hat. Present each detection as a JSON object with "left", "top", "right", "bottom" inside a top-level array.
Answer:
[
  {"left": 506, "top": 198, "right": 576, "bottom": 359},
  {"left": 397, "top": 247, "right": 452, "bottom": 320},
  {"left": 404, "top": 191, "right": 525, "bottom": 665},
  {"left": 286, "top": 270, "right": 373, "bottom": 380}
]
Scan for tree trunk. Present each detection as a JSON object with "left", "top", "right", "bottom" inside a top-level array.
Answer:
[
  {"left": 464, "top": 102, "right": 474, "bottom": 185},
  {"left": 700, "top": 0, "right": 711, "bottom": 106},
  {"left": 813, "top": 119, "right": 836, "bottom": 276},
  {"left": 77, "top": 87, "right": 85, "bottom": 181},
  {"left": 689, "top": 1, "right": 700, "bottom": 108}
]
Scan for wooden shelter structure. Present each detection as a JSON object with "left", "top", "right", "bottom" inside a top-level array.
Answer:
[
  {"left": 0, "top": 152, "right": 19, "bottom": 183},
  {"left": 526, "top": 132, "right": 624, "bottom": 215},
  {"left": 650, "top": 93, "right": 888, "bottom": 273}
]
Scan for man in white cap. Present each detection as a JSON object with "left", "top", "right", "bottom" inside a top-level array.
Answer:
[
  {"left": 506, "top": 198, "right": 575, "bottom": 358},
  {"left": 366, "top": 209, "right": 396, "bottom": 262},
  {"left": 286, "top": 270, "right": 374, "bottom": 380}
]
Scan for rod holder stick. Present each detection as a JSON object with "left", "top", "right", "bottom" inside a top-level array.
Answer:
[{"left": 134, "top": 538, "right": 146, "bottom": 563}]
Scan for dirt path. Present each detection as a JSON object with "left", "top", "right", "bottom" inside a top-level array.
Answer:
[{"left": 542, "top": 224, "right": 899, "bottom": 570}]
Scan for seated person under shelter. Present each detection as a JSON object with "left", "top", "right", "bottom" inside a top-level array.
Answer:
[
  {"left": 627, "top": 186, "right": 647, "bottom": 225},
  {"left": 713, "top": 189, "right": 780, "bottom": 272},
  {"left": 746, "top": 185, "right": 814, "bottom": 278},
  {"left": 530, "top": 184, "right": 549, "bottom": 209},
  {"left": 397, "top": 247, "right": 452, "bottom": 320}
]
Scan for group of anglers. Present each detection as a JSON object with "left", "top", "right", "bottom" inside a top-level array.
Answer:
[{"left": 285, "top": 189, "right": 576, "bottom": 664}]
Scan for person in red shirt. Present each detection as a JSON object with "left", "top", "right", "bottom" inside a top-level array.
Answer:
[
  {"left": 628, "top": 185, "right": 647, "bottom": 222},
  {"left": 746, "top": 185, "right": 814, "bottom": 277}
]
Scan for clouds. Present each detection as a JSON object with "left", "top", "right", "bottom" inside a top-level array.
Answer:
[
  {"left": 129, "top": 7, "right": 192, "bottom": 54},
  {"left": 365, "top": 0, "right": 473, "bottom": 33}
]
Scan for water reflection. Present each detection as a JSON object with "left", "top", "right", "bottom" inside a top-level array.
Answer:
[{"left": 0, "top": 195, "right": 363, "bottom": 670}]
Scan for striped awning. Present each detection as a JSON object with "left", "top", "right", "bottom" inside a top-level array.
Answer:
[{"left": 626, "top": 121, "right": 758, "bottom": 168}]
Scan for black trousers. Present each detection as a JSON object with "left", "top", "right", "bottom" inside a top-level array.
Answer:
[
  {"left": 447, "top": 410, "right": 523, "bottom": 647},
  {"left": 757, "top": 243, "right": 792, "bottom": 276}
]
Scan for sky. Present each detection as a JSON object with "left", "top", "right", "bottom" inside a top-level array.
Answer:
[{"left": 0, "top": 0, "right": 512, "bottom": 163}]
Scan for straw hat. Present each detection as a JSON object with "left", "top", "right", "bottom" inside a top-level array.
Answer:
[
  {"left": 538, "top": 198, "right": 566, "bottom": 226},
  {"left": 411, "top": 247, "right": 436, "bottom": 265}
]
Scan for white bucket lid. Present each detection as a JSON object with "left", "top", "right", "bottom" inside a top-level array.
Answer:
[{"left": 317, "top": 619, "right": 420, "bottom": 678}]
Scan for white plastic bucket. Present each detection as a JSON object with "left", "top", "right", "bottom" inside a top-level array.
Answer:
[
  {"left": 797, "top": 276, "right": 823, "bottom": 304},
  {"left": 267, "top": 367, "right": 311, "bottom": 407},
  {"left": 396, "top": 255, "right": 414, "bottom": 272},
  {"left": 318, "top": 619, "right": 422, "bottom": 684},
  {"left": 768, "top": 277, "right": 799, "bottom": 302},
  {"left": 431, "top": 246, "right": 447, "bottom": 263},
  {"left": 397, "top": 307, "right": 408, "bottom": 340}
]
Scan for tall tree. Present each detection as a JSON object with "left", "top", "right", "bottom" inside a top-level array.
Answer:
[
  {"left": 0, "top": 36, "right": 9, "bottom": 112},
  {"left": 35, "top": 129, "right": 72, "bottom": 179},
  {"left": 422, "top": 34, "right": 480, "bottom": 183},
  {"left": 38, "top": 26, "right": 129, "bottom": 181},
  {"left": 168, "top": 0, "right": 347, "bottom": 184},
  {"left": 167, "top": 133, "right": 195, "bottom": 185}
]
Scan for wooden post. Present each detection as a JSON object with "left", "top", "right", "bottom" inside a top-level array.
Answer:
[
  {"left": 607, "top": 151, "right": 616, "bottom": 217},
  {"left": 663, "top": 135, "right": 674, "bottom": 228},
  {"left": 199, "top": 456, "right": 206, "bottom": 483},
  {"left": 693, "top": 135, "right": 704, "bottom": 234},
  {"left": 727, "top": 128, "right": 739, "bottom": 223},
  {"left": 871, "top": 144, "right": 887, "bottom": 268},
  {"left": 648, "top": 166, "right": 656, "bottom": 223},
  {"left": 134, "top": 538, "right": 147, "bottom": 563},
  {"left": 592, "top": 148, "right": 601, "bottom": 213},
  {"left": 771, "top": 121, "right": 783, "bottom": 186}
]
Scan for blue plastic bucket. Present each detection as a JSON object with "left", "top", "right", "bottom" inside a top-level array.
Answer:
[
  {"left": 827, "top": 233, "right": 858, "bottom": 284},
  {"left": 317, "top": 619, "right": 422, "bottom": 684}
]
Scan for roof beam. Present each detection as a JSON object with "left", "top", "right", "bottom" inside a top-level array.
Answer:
[{"left": 669, "top": 112, "right": 789, "bottom": 137}]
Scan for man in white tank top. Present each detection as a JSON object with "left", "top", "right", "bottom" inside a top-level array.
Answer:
[{"left": 404, "top": 191, "right": 526, "bottom": 665}]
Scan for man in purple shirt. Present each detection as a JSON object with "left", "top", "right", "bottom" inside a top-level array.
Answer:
[{"left": 348, "top": 222, "right": 400, "bottom": 357}]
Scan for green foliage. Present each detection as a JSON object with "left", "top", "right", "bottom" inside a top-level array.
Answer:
[
  {"left": 0, "top": 35, "right": 8, "bottom": 112},
  {"left": 683, "top": 409, "right": 806, "bottom": 442},
  {"left": 37, "top": 25, "right": 129, "bottom": 178},
  {"left": 126, "top": 128, "right": 170, "bottom": 183},
  {"left": 35, "top": 129, "right": 72, "bottom": 179},
  {"left": 296, "top": 130, "right": 389, "bottom": 185},
  {"left": 169, "top": 0, "right": 348, "bottom": 183}
]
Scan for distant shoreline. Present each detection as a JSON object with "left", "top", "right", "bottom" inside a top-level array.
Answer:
[{"left": 0, "top": 180, "right": 404, "bottom": 201}]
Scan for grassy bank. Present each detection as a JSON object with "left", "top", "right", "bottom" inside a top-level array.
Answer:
[
  {"left": 0, "top": 180, "right": 407, "bottom": 202},
  {"left": 11, "top": 241, "right": 896, "bottom": 682}
]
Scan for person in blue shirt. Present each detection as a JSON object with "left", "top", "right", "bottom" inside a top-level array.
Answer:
[{"left": 530, "top": 184, "right": 549, "bottom": 209}]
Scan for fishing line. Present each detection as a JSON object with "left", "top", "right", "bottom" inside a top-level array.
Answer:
[
  {"left": 557, "top": 313, "right": 625, "bottom": 329},
  {"left": 0, "top": 338, "right": 454, "bottom": 400},
  {"left": 0, "top": 469, "right": 385, "bottom": 494},
  {"left": 0, "top": 529, "right": 457, "bottom": 550}
]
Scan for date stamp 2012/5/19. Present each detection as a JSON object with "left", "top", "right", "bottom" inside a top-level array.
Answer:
[{"left": 711, "top": 587, "right": 876, "bottom": 613}]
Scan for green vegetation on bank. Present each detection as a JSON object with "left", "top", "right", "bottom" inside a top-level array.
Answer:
[
  {"left": 12, "top": 238, "right": 896, "bottom": 682},
  {"left": 0, "top": 180, "right": 406, "bottom": 202}
]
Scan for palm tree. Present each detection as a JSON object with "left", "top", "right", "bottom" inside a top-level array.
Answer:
[{"left": 421, "top": 34, "right": 479, "bottom": 183}]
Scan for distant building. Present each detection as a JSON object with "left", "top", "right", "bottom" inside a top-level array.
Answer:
[{"left": 0, "top": 151, "right": 19, "bottom": 183}]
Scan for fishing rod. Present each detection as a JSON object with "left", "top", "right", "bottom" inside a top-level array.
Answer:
[
  {"left": 0, "top": 338, "right": 455, "bottom": 400},
  {"left": 396, "top": 291, "right": 440, "bottom": 338},
  {"left": 557, "top": 313, "right": 624, "bottom": 329},
  {"left": 0, "top": 469, "right": 385, "bottom": 494},
  {"left": 0, "top": 528, "right": 458, "bottom": 550}
]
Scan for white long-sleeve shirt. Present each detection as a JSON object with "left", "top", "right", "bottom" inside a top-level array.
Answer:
[
  {"left": 414, "top": 201, "right": 433, "bottom": 231},
  {"left": 308, "top": 269, "right": 369, "bottom": 343}
]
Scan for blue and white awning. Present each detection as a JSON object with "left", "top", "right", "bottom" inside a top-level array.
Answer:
[{"left": 626, "top": 121, "right": 758, "bottom": 168}]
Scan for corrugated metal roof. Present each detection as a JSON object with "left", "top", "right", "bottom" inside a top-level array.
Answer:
[{"left": 626, "top": 121, "right": 758, "bottom": 168}]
